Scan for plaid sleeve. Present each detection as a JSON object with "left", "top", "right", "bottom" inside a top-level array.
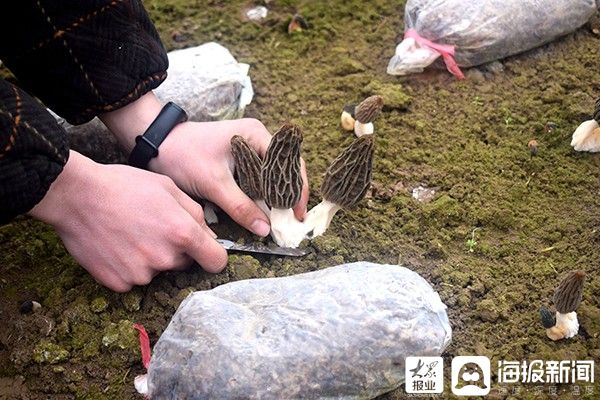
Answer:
[
  {"left": 0, "top": 79, "right": 68, "bottom": 223},
  {"left": 0, "top": 0, "right": 168, "bottom": 125}
]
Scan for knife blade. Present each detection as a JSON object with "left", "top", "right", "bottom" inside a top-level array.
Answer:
[{"left": 216, "top": 239, "right": 308, "bottom": 257}]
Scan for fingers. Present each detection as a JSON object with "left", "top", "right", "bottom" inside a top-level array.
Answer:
[
  {"left": 212, "top": 178, "right": 271, "bottom": 237},
  {"left": 237, "top": 118, "right": 272, "bottom": 158},
  {"left": 171, "top": 186, "right": 218, "bottom": 239},
  {"left": 293, "top": 158, "right": 309, "bottom": 220},
  {"left": 170, "top": 189, "right": 227, "bottom": 272},
  {"left": 182, "top": 219, "right": 228, "bottom": 273}
]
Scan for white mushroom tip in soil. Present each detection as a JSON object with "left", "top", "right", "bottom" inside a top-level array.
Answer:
[
  {"left": 134, "top": 374, "right": 148, "bottom": 395},
  {"left": 354, "top": 121, "right": 374, "bottom": 137},
  {"left": 571, "top": 119, "right": 600, "bottom": 152}
]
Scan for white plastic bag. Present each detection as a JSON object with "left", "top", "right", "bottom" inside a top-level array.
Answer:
[
  {"left": 387, "top": 0, "right": 599, "bottom": 78},
  {"left": 155, "top": 42, "right": 253, "bottom": 122},
  {"left": 135, "top": 262, "right": 452, "bottom": 399}
]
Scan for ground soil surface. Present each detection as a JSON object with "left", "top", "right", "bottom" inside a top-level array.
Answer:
[{"left": 1, "top": 1, "right": 599, "bottom": 399}]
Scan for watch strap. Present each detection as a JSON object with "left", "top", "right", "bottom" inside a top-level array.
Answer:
[{"left": 128, "top": 102, "right": 188, "bottom": 169}]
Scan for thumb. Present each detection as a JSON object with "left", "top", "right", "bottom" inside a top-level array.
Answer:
[{"left": 212, "top": 179, "right": 271, "bottom": 237}]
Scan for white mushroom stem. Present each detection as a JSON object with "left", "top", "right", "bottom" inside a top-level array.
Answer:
[
  {"left": 303, "top": 199, "right": 342, "bottom": 238},
  {"left": 203, "top": 203, "right": 219, "bottom": 225},
  {"left": 546, "top": 311, "right": 579, "bottom": 341},
  {"left": 269, "top": 208, "right": 308, "bottom": 248},
  {"left": 571, "top": 119, "right": 600, "bottom": 152},
  {"left": 354, "top": 121, "right": 374, "bottom": 137}
]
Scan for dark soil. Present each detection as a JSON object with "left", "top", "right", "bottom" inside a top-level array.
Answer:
[{"left": 1, "top": 1, "right": 599, "bottom": 399}]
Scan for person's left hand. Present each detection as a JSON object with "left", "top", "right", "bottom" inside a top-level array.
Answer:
[
  {"left": 149, "top": 118, "right": 310, "bottom": 236},
  {"left": 101, "top": 91, "right": 309, "bottom": 237}
]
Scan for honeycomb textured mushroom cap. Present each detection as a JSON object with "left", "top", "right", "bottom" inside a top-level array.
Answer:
[
  {"left": 231, "top": 135, "right": 263, "bottom": 200},
  {"left": 261, "top": 123, "right": 303, "bottom": 209},
  {"left": 593, "top": 97, "right": 600, "bottom": 123},
  {"left": 553, "top": 270, "right": 586, "bottom": 314},
  {"left": 321, "top": 135, "right": 374, "bottom": 209},
  {"left": 355, "top": 95, "right": 384, "bottom": 124}
]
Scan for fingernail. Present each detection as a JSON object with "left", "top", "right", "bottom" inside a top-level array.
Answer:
[{"left": 250, "top": 219, "right": 271, "bottom": 237}]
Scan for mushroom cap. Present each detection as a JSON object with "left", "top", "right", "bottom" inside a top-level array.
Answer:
[
  {"left": 539, "top": 306, "right": 556, "bottom": 329},
  {"left": 528, "top": 139, "right": 538, "bottom": 156},
  {"left": 355, "top": 95, "right": 384, "bottom": 124},
  {"left": 261, "top": 123, "right": 303, "bottom": 209},
  {"left": 593, "top": 97, "right": 600, "bottom": 123},
  {"left": 343, "top": 104, "right": 356, "bottom": 118},
  {"left": 553, "top": 270, "right": 586, "bottom": 314},
  {"left": 321, "top": 134, "right": 374, "bottom": 208},
  {"left": 231, "top": 135, "right": 263, "bottom": 200}
]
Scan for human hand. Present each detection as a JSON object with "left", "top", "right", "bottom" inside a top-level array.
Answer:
[
  {"left": 28, "top": 151, "right": 227, "bottom": 292},
  {"left": 101, "top": 92, "right": 310, "bottom": 237},
  {"left": 151, "top": 118, "right": 310, "bottom": 234}
]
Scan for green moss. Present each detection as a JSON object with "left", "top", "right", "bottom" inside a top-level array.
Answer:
[
  {"left": 228, "top": 255, "right": 261, "bottom": 280},
  {"left": 311, "top": 235, "right": 343, "bottom": 255},
  {"left": 424, "top": 194, "right": 462, "bottom": 226},
  {"left": 361, "top": 81, "right": 412, "bottom": 111},
  {"left": 121, "top": 290, "right": 143, "bottom": 312},
  {"left": 579, "top": 304, "right": 600, "bottom": 337},
  {"left": 333, "top": 57, "right": 366, "bottom": 76},
  {"left": 33, "top": 341, "right": 70, "bottom": 364},
  {"left": 90, "top": 297, "right": 109, "bottom": 313},
  {"left": 101, "top": 320, "right": 138, "bottom": 352}
]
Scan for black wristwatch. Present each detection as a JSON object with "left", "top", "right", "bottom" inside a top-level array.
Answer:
[{"left": 128, "top": 102, "right": 188, "bottom": 169}]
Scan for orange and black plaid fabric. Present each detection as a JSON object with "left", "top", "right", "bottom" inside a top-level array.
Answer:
[{"left": 0, "top": 0, "right": 168, "bottom": 223}]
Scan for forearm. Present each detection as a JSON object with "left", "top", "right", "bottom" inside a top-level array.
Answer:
[{"left": 99, "top": 91, "right": 164, "bottom": 153}]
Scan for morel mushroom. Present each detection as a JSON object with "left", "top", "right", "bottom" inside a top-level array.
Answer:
[
  {"left": 570, "top": 98, "right": 600, "bottom": 152},
  {"left": 340, "top": 104, "right": 356, "bottom": 131},
  {"left": 304, "top": 135, "right": 374, "bottom": 237},
  {"left": 354, "top": 95, "right": 384, "bottom": 137},
  {"left": 231, "top": 135, "right": 270, "bottom": 216},
  {"left": 544, "top": 270, "right": 586, "bottom": 341},
  {"left": 261, "top": 123, "right": 306, "bottom": 248}
]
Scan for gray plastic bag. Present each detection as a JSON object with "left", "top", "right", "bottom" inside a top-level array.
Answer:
[
  {"left": 135, "top": 262, "right": 452, "bottom": 399},
  {"left": 387, "top": 0, "right": 598, "bottom": 78}
]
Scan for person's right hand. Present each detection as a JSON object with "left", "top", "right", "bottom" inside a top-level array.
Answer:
[{"left": 28, "top": 150, "right": 226, "bottom": 292}]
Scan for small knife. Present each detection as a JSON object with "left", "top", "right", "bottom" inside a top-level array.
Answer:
[{"left": 216, "top": 239, "right": 308, "bottom": 257}]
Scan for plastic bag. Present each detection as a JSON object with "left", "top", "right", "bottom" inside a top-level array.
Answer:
[
  {"left": 387, "top": 0, "right": 599, "bottom": 78},
  {"left": 154, "top": 42, "right": 253, "bottom": 122},
  {"left": 52, "top": 42, "right": 253, "bottom": 163},
  {"left": 135, "top": 262, "right": 452, "bottom": 399}
]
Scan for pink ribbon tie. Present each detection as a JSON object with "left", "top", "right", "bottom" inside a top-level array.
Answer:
[{"left": 404, "top": 29, "right": 465, "bottom": 80}]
